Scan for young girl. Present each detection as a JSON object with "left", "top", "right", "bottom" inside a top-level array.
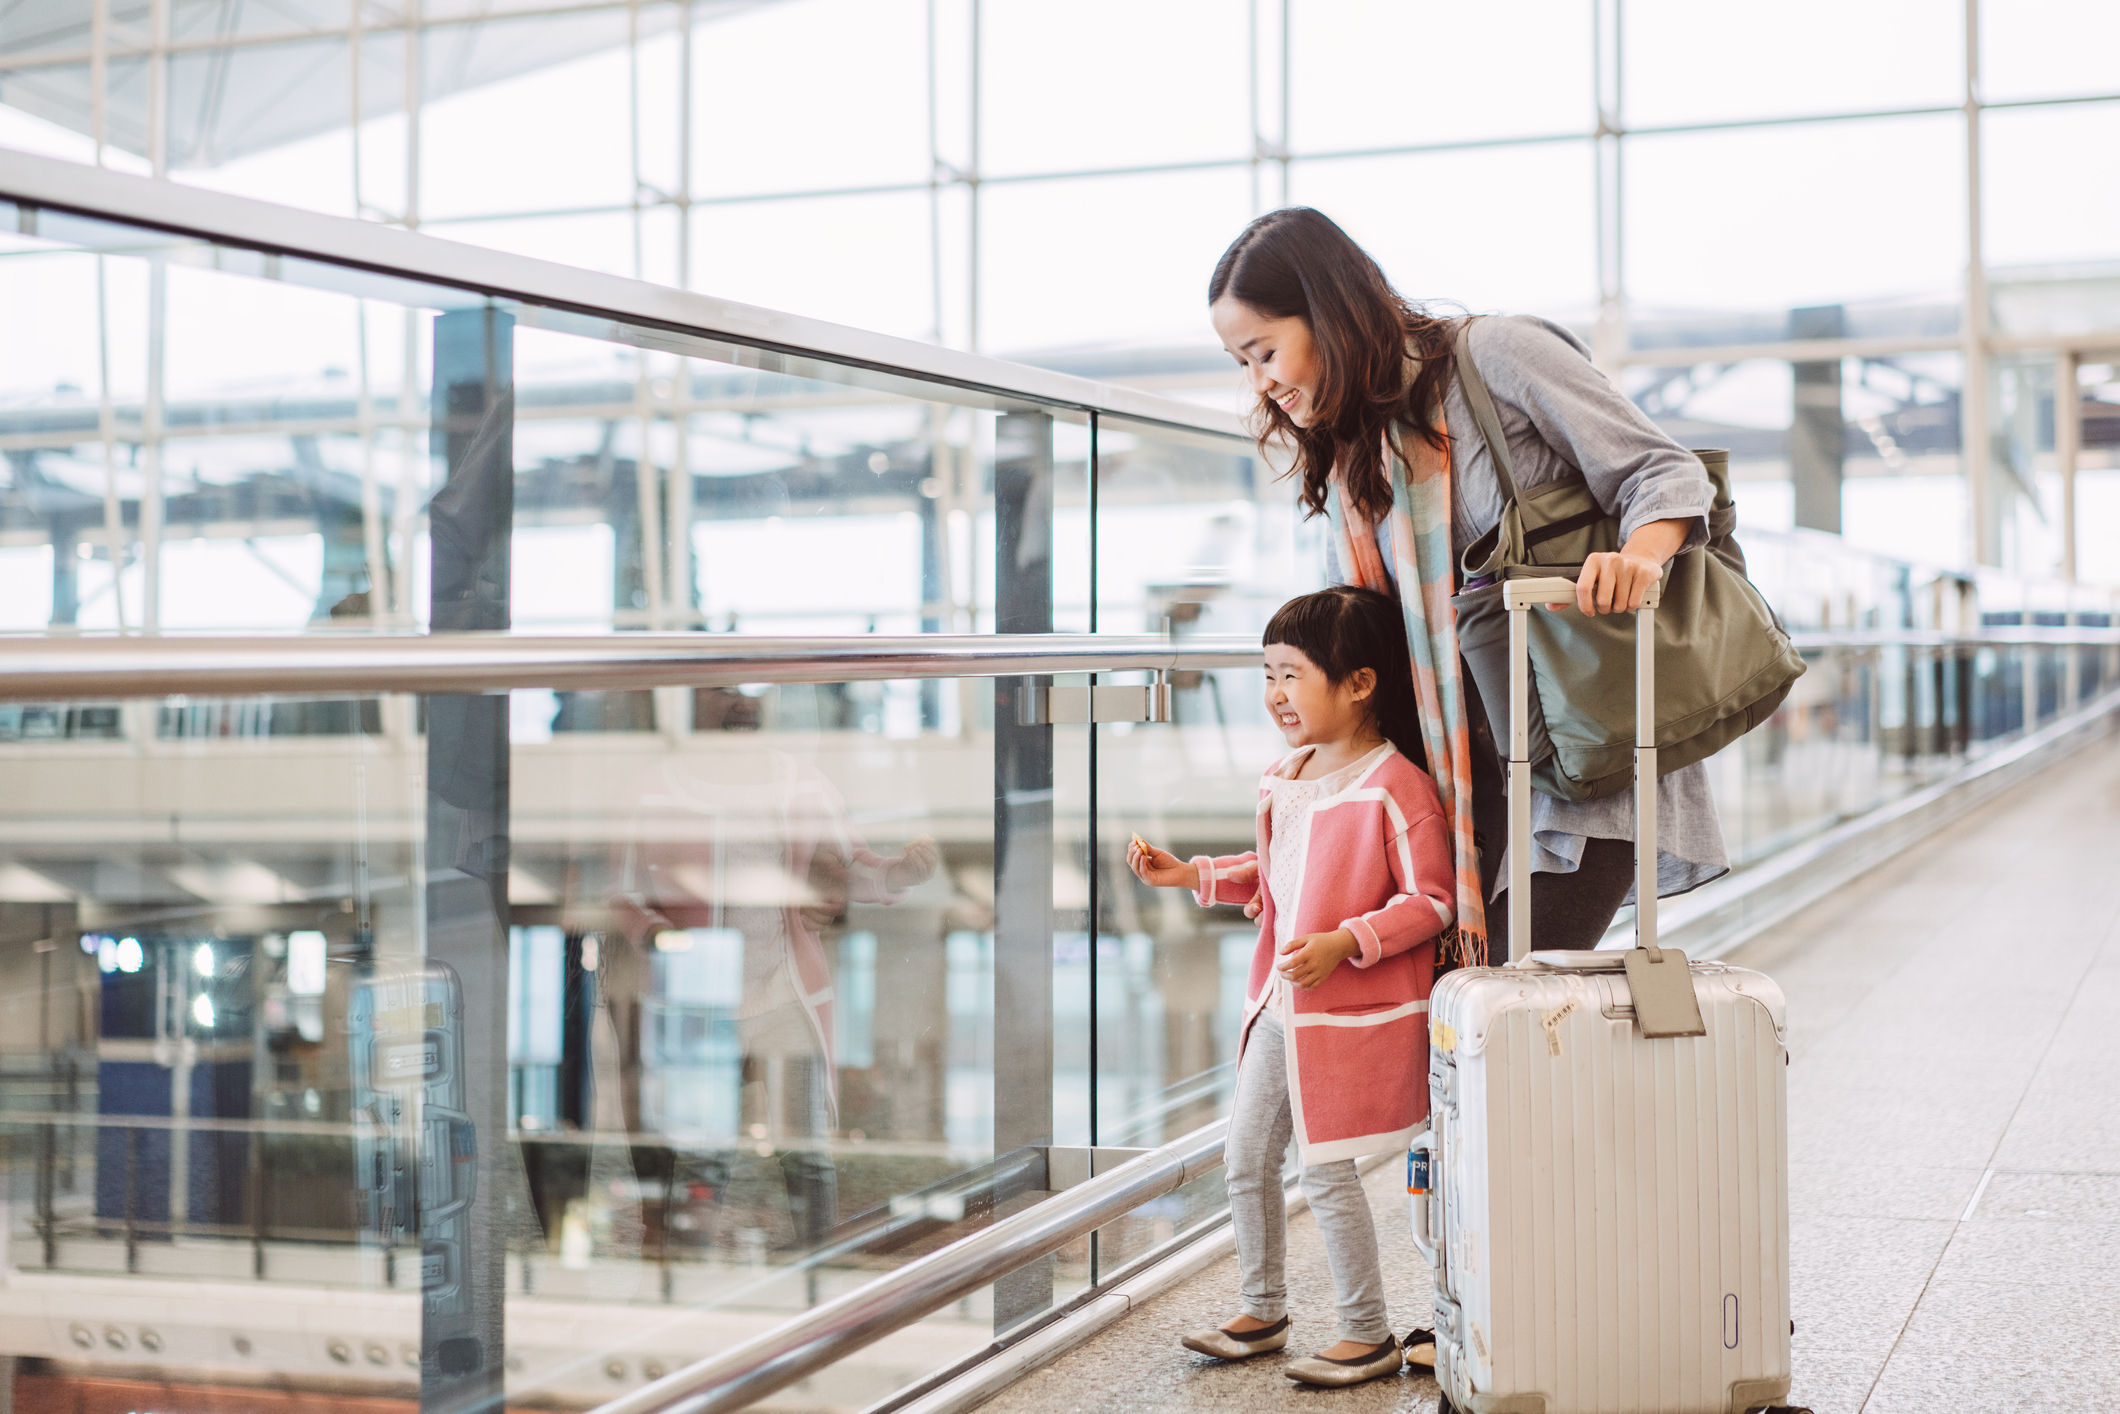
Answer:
[{"left": 1129, "top": 584, "right": 1452, "bottom": 1389}]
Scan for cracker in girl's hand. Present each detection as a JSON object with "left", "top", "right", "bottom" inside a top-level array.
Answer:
[{"left": 1130, "top": 832, "right": 1148, "bottom": 851}]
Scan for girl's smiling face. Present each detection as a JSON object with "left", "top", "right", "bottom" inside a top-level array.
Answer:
[
  {"left": 1263, "top": 642, "right": 1375, "bottom": 750},
  {"left": 1210, "top": 296, "right": 1323, "bottom": 428}
]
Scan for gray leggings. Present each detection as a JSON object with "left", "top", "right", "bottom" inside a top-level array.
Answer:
[{"left": 1224, "top": 1009, "right": 1391, "bottom": 1345}]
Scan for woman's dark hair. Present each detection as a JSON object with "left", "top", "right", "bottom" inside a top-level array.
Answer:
[
  {"left": 1208, "top": 207, "right": 1456, "bottom": 525},
  {"left": 1264, "top": 586, "right": 1426, "bottom": 774}
]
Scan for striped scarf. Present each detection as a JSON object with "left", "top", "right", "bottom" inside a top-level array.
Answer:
[{"left": 1331, "top": 416, "right": 1486, "bottom": 971}]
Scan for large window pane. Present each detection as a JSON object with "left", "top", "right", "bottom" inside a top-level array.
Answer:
[
  {"left": 177, "top": 123, "right": 361, "bottom": 219},
  {"left": 1984, "top": 100, "right": 2120, "bottom": 280},
  {"left": 978, "top": 168, "right": 1255, "bottom": 353},
  {"left": 0, "top": 63, "right": 154, "bottom": 172},
  {"left": 1291, "top": 142, "right": 1597, "bottom": 316},
  {"left": 691, "top": 189, "right": 937, "bottom": 340},
  {"left": 691, "top": 0, "right": 929, "bottom": 197},
  {"left": 2077, "top": 360, "right": 2120, "bottom": 585},
  {"left": 0, "top": 91, "right": 118, "bottom": 168},
  {"left": 0, "top": 5, "right": 101, "bottom": 61},
  {"left": 418, "top": 11, "right": 638, "bottom": 222},
  {"left": 1983, "top": 0, "right": 2120, "bottom": 103},
  {"left": 164, "top": 36, "right": 351, "bottom": 186},
  {"left": 1625, "top": 116, "right": 1964, "bottom": 326},
  {"left": 979, "top": 0, "right": 1250, "bottom": 177},
  {"left": 1289, "top": 0, "right": 1592, "bottom": 151},
  {"left": 1624, "top": 0, "right": 1961, "bottom": 127},
  {"left": 170, "top": 0, "right": 343, "bottom": 43}
]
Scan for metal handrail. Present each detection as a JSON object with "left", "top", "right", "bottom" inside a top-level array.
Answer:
[
  {"left": 0, "top": 149, "right": 1248, "bottom": 444},
  {"left": 1784, "top": 628, "right": 2120, "bottom": 650},
  {"left": 0, "top": 626, "right": 2112, "bottom": 703},
  {"left": 593, "top": 1119, "right": 1228, "bottom": 1414},
  {"left": 0, "top": 632, "right": 1258, "bottom": 701}
]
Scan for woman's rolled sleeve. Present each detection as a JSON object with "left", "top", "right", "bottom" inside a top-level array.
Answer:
[{"left": 1471, "top": 316, "right": 1715, "bottom": 552}]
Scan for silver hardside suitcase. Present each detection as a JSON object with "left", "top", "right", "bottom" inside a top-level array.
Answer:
[{"left": 1410, "top": 577, "right": 1801, "bottom": 1414}]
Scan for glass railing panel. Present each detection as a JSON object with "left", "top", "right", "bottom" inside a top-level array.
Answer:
[
  {"left": 1079, "top": 406, "right": 1301, "bottom": 1262},
  {"left": 0, "top": 666, "right": 1138, "bottom": 1412},
  {"left": 0, "top": 199, "right": 1116, "bottom": 652},
  {"left": 1074, "top": 661, "right": 1274, "bottom": 1277},
  {"left": 0, "top": 691, "right": 423, "bottom": 1399},
  {"left": 498, "top": 674, "right": 1010, "bottom": 1406},
  {"left": 1091, "top": 415, "right": 1298, "bottom": 639}
]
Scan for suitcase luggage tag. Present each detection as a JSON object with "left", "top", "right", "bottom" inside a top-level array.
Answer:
[
  {"left": 1624, "top": 944, "right": 1706, "bottom": 1038},
  {"left": 1505, "top": 577, "right": 1707, "bottom": 1039}
]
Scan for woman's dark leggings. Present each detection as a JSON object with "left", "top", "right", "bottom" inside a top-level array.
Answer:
[{"left": 1484, "top": 835, "right": 1637, "bottom": 953}]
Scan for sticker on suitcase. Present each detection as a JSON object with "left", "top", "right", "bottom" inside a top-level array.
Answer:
[{"left": 1539, "top": 996, "right": 1579, "bottom": 1055}]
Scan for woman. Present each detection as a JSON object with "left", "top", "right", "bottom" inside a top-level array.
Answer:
[{"left": 1207, "top": 207, "right": 1727, "bottom": 961}]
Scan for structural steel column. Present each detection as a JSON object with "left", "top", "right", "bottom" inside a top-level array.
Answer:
[
  {"left": 1790, "top": 304, "right": 1846, "bottom": 535},
  {"left": 139, "top": 256, "right": 166, "bottom": 634},
  {"left": 47, "top": 520, "right": 78, "bottom": 628},
  {"left": 991, "top": 409, "right": 1054, "bottom": 1332},
  {"left": 1963, "top": 0, "right": 1994, "bottom": 565},
  {"left": 422, "top": 305, "right": 514, "bottom": 1414},
  {"left": 2058, "top": 351, "right": 2081, "bottom": 582},
  {"left": 1590, "top": 0, "right": 1628, "bottom": 376}
]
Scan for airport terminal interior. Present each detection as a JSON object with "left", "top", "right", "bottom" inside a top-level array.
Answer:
[{"left": 0, "top": 2, "right": 2117, "bottom": 1412}]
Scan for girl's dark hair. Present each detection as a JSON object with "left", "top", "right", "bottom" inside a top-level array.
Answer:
[
  {"left": 1264, "top": 586, "right": 1426, "bottom": 775},
  {"left": 1208, "top": 207, "right": 1456, "bottom": 525}
]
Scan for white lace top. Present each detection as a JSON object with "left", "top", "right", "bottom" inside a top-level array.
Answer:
[{"left": 1263, "top": 742, "right": 1395, "bottom": 1006}]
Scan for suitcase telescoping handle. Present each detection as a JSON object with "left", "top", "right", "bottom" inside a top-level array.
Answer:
[{"left": 1502, "top": 577, "right": 1706, "bottom": 1038}]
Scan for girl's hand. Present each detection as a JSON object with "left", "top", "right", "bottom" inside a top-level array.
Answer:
[
  {"left": 1277, "top": 929, "right": 1360, "bottom": 989},
  {"left": 1127, "top": 836, "right": 1199, "bottom": 891}
]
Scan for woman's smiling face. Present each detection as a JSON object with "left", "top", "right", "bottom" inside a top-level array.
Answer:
[{"left": 1210, "top": 296, "right": 1323, "bottom": 428}]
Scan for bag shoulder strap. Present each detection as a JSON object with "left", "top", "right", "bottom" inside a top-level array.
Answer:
[{"left": 1450, "top": 318, "right": 1524, "bottom": 507}]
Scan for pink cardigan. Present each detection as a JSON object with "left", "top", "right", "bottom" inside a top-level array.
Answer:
[{"left": 1191, "top": 746, "right": 1454, "bottom": 1165}]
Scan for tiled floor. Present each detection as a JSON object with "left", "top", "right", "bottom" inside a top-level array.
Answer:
[{"left": 976, "top": 733, "right": 2120, "bottom": 1413}]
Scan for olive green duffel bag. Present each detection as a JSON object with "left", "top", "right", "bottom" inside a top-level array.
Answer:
[{"left": 1445, "top": 322, "right": 1805, "bottom": 803}]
